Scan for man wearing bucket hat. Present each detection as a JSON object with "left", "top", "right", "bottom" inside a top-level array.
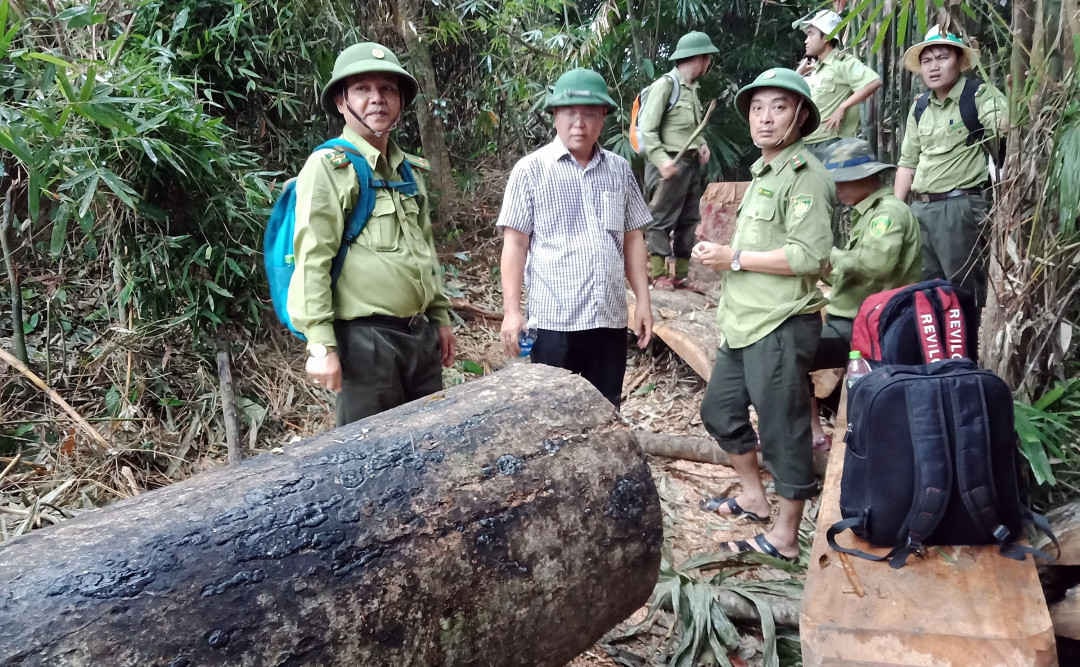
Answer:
[
  {"left": 497, "top": 68, "right": 653, "bottom": 407},
  {"left": 808, "top": 138, "right": 921, "bottom": 447},
  {"left": 289, "top": 42, "right": 456, "bottom": 425},
  {"left": 793, "top": 10, "right": 882, "bottom": 162},
  {"left": 637, "top": 31, "right": 720, "bottom": 290},
  {"left": 894, "top": 25, "right": 1007, "bottom": 315},
  {"left": 692, "top": 68, "right": 834, "bottom": 562}
]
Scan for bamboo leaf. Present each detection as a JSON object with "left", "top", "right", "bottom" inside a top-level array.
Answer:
[
  {"left": 205, "top": 281, "right": 234, "bottom": 298},
  {"left": 26, "top": 51, "right": 72, "bottom": 69},
  {"left": 49, "top": 217, "right": 68, "bottom": 256},
  {"left": 77, "top": 173, "right": 100, "bottom": 219},
  {"left": 98, "top": 169, "right": 139, "bottom": 210}
]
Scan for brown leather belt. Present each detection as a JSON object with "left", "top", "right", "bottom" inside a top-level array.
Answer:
[{"left": 911, "top": 185, "right": 986, "bottom": 203}]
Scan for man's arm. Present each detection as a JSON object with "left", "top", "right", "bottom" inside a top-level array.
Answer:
[
  {"left": 693, "top": 244, "right": 797, "bottom": 275},
  {"left": 638, "top": 75, "right": 678, "bottom": 176},
  {"left": 623, "top": 229, "right": 653, "bottom": 348},
  {"left": 894, "top": 167, "right": 915, "bottom": 201},
  {"left": 823, "top": 79, "right": 882, "bottom": 131},
  {"left": 499, "top": 228, "right": 530, "bottom": 357}
]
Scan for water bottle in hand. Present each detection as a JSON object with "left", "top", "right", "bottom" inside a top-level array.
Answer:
[
  {"left": 518, "top": 326, "right": 537, "bottom": 359},
  {"left": 845, "top": 350, "right": 872, "bottom": 389}
]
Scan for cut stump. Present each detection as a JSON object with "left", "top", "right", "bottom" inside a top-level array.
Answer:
[{"left": 0, "top": 365, "right": 662, "bottom": 667}]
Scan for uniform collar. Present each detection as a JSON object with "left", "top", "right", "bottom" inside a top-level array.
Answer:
[
  {"left": 814, "top": 48, "right": 839, "bottom": 70},
  {"left": 852, "top": 186, "right": 892, "bottom": 217},
  {"left": 341, "top": 126, "right": 404, "bottom": 171},
  {"left": 931, "top": 77, "right": 966, "bottom": 106},
  {"left": 751, "top": 141, "right": 805, "bottom": 177},
  {"left": 670, "top": 66, "right": 698, "bottom": 90}
]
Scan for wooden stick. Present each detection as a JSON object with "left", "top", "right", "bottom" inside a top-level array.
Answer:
[
  {"left": 449, "top": 297, "right": 503, "bottom": 322},
  {"left": 0, "top": 347, "right": 111, "bottom": 453},
  {"left": 216, "top": 345, "right": 242, "bottom": 465}
]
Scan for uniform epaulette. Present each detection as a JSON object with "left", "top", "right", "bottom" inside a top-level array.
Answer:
[
  {"left": 405, "top": 153, "right": 431, "bottom": 171},
  {"left": 791, "top": 153, "right": 808, "bottom": 171},
  {"left": 324, "top": 148, "right": 351, "bottom": 169}
]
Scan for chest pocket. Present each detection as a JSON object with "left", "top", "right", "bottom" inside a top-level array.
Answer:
[
  {"left": 812, "top": 72, "right": 837, "bottom": 94},
  {"left": 598, "top": 191, "right": 626, "bottom": 237},
  {"left": 737, "top": 196, "right": 779, "bottom": 249},
  {"left": 358, "top": 191, "right": 401, "bottom": 252},
  {"left": 917, "top": 112, "right": 967, "bottom": 155}
]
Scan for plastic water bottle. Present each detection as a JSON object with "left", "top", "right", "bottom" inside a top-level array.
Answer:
[
  {"left": 517, "top": 326, "right": 537, "bottom": 359},
  {"left": 845, "top": 350, "right": 872, "bottom": 389}
]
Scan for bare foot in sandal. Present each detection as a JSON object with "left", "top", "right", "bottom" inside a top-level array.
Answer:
[
  {"left": 700, "top": 494, "right": 771, "bottom": 522},
  {"left": 721, "top": 531, "right": 799, "bottom": 562}
]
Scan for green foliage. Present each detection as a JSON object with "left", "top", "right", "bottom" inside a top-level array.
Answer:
[
  {"left": 1052, "top": 101, "right": 1080, "bottom": 235},
  {"left": 1015, "top": 379, "right": 1080, "bottom": 507}
]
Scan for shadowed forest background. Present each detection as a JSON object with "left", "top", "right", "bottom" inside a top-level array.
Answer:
[{"left": 1, "top": 0, "right": 1078, "bottom": 661}]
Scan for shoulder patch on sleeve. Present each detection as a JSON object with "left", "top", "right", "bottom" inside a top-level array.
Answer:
[
  {"left": 404, "top": 153, "right": 431, "bottom": 171},
  {"left": 326, "top": 149, "right": 351, "bottom": 169},
  {"left": 791, "top": 194, "right": 813, "bottom": 219},
  {"left": 869, "top": 215, "right": 893, "bottom": 236}
]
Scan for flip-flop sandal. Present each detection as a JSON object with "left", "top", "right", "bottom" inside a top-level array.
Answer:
[
  {"left": 722, "top": 533, "right": 797, "bottom": 563},
  {"left": 700, "top": 496, "right": 769, "bottom": 523}
]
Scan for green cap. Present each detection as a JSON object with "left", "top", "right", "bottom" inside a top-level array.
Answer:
[
  {"left": 735, "top": 67, "right": 820, "bottom": 136},
  {"left": 670, "top": 31, "right": 720, "bottom": 61},
  {"left": 320, "top": 42, "right": 420, "bottom": 115},
  {"left": 903, "top": 26, "right": 979, "bottom": 73},
  {"left": 544, "top": 68, "right": 617, "bottom": 112},
  {"left": 822, "top": 138, "right": 895, "bottom": 182}
]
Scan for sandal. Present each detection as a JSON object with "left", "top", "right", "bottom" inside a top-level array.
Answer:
[
  {"left": 700, "top": 496, "right": 769, "bottom": 523},
  {"left": 721, "top": 533, "right": 798, "bottom": 562}
]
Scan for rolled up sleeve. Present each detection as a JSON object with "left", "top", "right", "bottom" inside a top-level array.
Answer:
[{"left": 782, "top": 171, "right": 834, "bottom": 275}]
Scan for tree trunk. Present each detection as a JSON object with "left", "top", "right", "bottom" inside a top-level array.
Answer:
[
  {"left": 397, "top": 0, "right": 459, "bottom": 221},
  {"left": 0, "top": 365, "right": 662, "bottom": 666}
]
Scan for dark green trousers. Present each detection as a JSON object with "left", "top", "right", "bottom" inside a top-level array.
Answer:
[
  {"left": 644, "top": 153, "right": 704, "bottom": 262},
  {"left": 333, "top": 317, "right": 442, "bottom": 426},
  {"left": 700, "top": 314, "right": 822, "bottom": 500},
  {"left": 911, "top": 192, "right": 988, "bottom": 308}
]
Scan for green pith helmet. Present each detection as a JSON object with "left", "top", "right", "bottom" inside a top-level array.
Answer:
[
  {"left": 735, "top": 67, "right": 821, "bottom": 136},
  {"left": 320, "top": 42, "right": 419, "bottom": 115},
  {"left": 822, "top": 138, "right": 895, "bottom": 182},
  {"left": 902, "top": 25, "right": 979, "bottom": 73},
  {"left": 670, "top": 31, "right": 720, "bottom": 61},
  {"left": 543, "top": 68, "right": 617, "bottom": 112}
]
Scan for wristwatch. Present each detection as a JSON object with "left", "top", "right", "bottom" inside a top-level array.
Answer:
[
  {"left": 730, "top": 250, "right": 743, "bottom": 272},
  {"left": 307, "top": 343, "right": 332, "bottom": 359}
]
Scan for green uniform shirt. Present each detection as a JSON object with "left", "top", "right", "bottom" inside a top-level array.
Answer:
[
  {"left": 717, "top": 142, "right": 834, "bottom": 348},
  {"left": 898, "top": 77, "right": 1007, "bottom": 193},
  {"left": 803, "top": 49, "right": 881, "bottom": 145},
  {"left": 638, "top": 68, "right": 705, "bottom": 169},
  {"left": 287, "top": 127, "right": 451, "bottom": 347},
  {"left": 826, "top": 187, "right": 922, "bottom": 318}
]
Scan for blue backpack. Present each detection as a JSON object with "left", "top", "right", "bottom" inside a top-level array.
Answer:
[{"left": 264, "top": 138, "right": 417, "bottom": 340}]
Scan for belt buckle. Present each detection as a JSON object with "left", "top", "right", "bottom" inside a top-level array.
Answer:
[{"left": 407, "top": 313, "right": 426, "bottom": 330}]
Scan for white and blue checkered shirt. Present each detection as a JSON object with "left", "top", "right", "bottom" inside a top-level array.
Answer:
[{"left": 496, "top": 138, "right": 651, "bottom": 331}]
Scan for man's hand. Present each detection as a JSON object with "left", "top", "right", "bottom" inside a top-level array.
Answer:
[
  {"left": 692, "top": 241, "right": 734, "bottom": 270},
  {"left": 631, "top": 307, "right": 653, "bottom": 349},
  {"left": 658, "top": 159, "right": 679, "bottom": 180},
  {"left": 698, "top": 143, "right": 711, "bottom": 166},
  {"left": 500, "top": 311, "right": 526, "bottom": 357},
  {"left": 823, "top": 107, "right": 845, "bottom": 131},
  {"left": 438, "top": 325, "right": 456, "bottom": 367},
  {"left": 796, "top": 57, "right": 815, "bottom": 76},
  {"left": 306, "top": 351, "right": 342, "bottom": 392}
]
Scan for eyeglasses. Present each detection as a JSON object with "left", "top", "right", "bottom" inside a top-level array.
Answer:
[{"left": 556, "top": 108, "right": 606, "bottom": 122}]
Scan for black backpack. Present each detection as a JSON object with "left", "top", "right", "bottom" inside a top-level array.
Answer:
[{"left": 827, "top": 359, "right": 1057, "bottom": 568}]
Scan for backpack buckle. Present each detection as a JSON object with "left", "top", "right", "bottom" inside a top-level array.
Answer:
[{"left": 992, "top": 524, "right": 1011, "bottom": 543}]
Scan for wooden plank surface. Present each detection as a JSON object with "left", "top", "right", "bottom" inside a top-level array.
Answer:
[{"left": 801, "top": 396, "right": 1058, "bottom": 667}]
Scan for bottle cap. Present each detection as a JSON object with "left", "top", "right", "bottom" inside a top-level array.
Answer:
[{"left": 848, "top": 350, "right": 862, "bottom": 359}]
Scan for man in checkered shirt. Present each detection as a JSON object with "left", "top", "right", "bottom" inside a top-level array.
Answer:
[{"left": 496, "top": 68, "right": 654, "bottom": 407}]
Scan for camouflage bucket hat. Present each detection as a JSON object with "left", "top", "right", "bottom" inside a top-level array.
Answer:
[
  {"left": 544, "top": 68, "right": 617, "bottom": 111},
  {"left": 822, "top": 138, "right": 895, "bottom": 182},
  {"left": 320, "top": 42, "right": 419, "bottom": 115},
  {"left": 670, "top": 31, "right": 720, "bottom": 60},
  {"left": 903, "top": 26, "right": 979, "bottom": 73},
  {"left": 735, "top": 68, "right": 821, "bottom": 136}
]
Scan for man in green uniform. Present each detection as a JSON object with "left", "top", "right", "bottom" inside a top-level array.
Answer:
[
  {"left": 895, "top": 26, "right": 1007, "bottom": 314},
  {"left": 637, "top": 31, "right": 719, "bottom": 289},
  {"left": 692, "top": 68, "right": 834, "bottom": 562},
  {"left": 794, "top": 10, "right": 882, "bottom": 163},
  {"left": 288, "top": 43, "right": 456, "bottom": 426},
  {"left": 809, "top": 138, "right": 921, "bottom": 447}
]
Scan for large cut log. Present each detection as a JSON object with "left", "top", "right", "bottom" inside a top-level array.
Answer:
[
  {"left": 801, "top": 390, "right": 1056, "bottom": 666},
  {"left": 1036, "top": 499, "right": 1080, "bottom": 565},
  {"left": 0, "top": 364, "right": 661, "bottom": 666}
]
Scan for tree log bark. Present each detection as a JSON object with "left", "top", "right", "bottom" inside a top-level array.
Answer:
[{"left": 0, "top": 365, "right": 662, "bottom": 666}]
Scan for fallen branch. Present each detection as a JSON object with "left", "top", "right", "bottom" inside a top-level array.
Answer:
[
  {"left": 450, "top": 297, "right": 503, "bottom": 322},
  {"left": 0, "top": 347, "right": 111, "bottom": 453}
]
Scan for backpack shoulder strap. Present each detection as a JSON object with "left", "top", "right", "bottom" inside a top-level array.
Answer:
[
  {"left": 913, "top": 289, "right": 946, "bottom": 363},
  {"left": 662, "top": 72, "right": 680, "bottom": 109},
  {"left": 889, "top": 378, "right": 954, "bottom": 568},
  {"left": 959, "top": 76, "right": 984, "bottom": 146},
  {"left": 313, "top": 139, "right": 377, "bottom": 284},
  {"left": 934, "top": 285, "right": 968, "bottom": 359},
  {"left": 951, "top": 374, "right": 1010, "bottom": 543},
  {"left": 913, "top": 91, "right": 931, "bottom": 124}
]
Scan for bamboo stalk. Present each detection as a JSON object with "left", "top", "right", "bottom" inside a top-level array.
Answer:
[
  {"left": 216, "top": 344, "right": 242, "bottom": 465},
  {"left": 0, "top": 347, "right": 111, "bottom": 453},
  {"left": 1, "top": 183, "right": 26, "bottom": 364}
]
